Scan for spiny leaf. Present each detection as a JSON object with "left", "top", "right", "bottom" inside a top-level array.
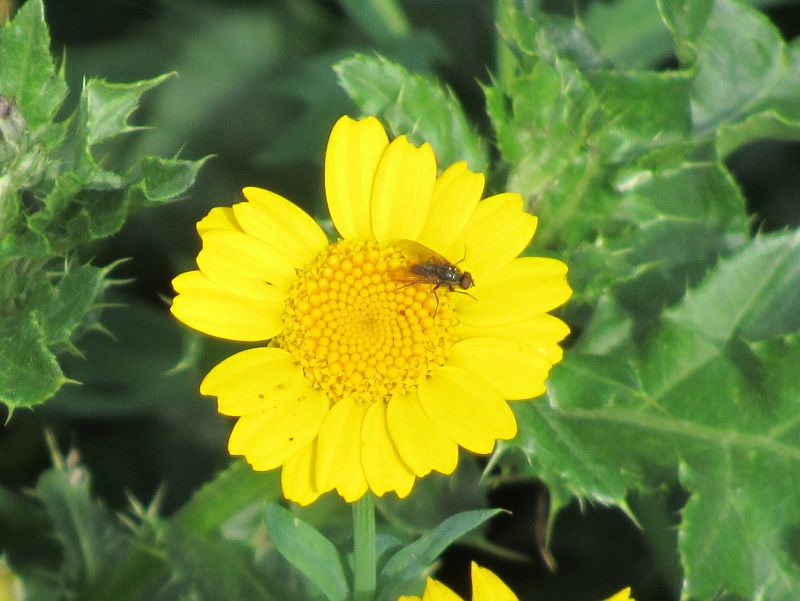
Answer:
[
  {"left": 335, "top": 54, "right": 489, "bottom": 172},
  {"left": 35, "top": 439, "right": 125, "bottom": 593},
  {"left": 0, "top": 0, "right": 67, "bottom": 128},
  {"left": 522, "top": 230, "right": 800, "bottom": 599},
  {"left": 0, "top": 311, "right": 64, "bottom": 409},
  {"left": 130, "top": 155, "right": 212, "bottom": 205},
  {"left": 82, "top": 74, "right": 174, "bottom": 146}
]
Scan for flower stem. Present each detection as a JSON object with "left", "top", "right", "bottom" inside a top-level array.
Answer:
[{"left": 352, "top": 493, "right": 377, "bottom": 601}]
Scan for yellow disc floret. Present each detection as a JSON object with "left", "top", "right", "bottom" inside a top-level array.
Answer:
[{"left": 278, "top": 240, "right": 457, "bottom": 404}]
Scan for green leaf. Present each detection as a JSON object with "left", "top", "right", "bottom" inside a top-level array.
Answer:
[
  {"left": 177, "top": 462, "right": 280, "bottom": 536},
  {"left": 31, "top": 264, "right": 108, "bottom": 346},
  {"left": 505, "top": 394, "right": 641, "bottom": 514},
  {"left": 165, "top": 526, "right": 280, "bottom": 601},
  {"left": 129, "top": 155, "right": 211, "bottom": 205},
  {"left": 35, "top": 440, "right": 125, "bottom": 594},
  {"left": 335, "top": 54, "right": 489, "bottom": 172},
  {"left": 264, "top": 502, "right": 348, "bottom": 601},
  {"left": 0, "top": 311, "right": 64, "bottom": 409},
  {"left": 584, "top": 0, "right": 673, "bottom": 68},
  {"left": 82, "top": 74, "right": 173, "bottom": 146},
  {"left": 678, "top": 335, "right": 800, "bottom": 601},
  {"left": 338, "top": 0, "right": 410, "bottom": 43},
  {"left": 665, "top": 231, "right": 800, "bottom": 343},
  {"left": 660, "top": 0, "right": 800, "bottom": 153},
  {"left": 0, "top": 0, "right": 67, "bottom": 128},
  {"left": 496, "top": 1, "right": 605, "bottom": 71},
  {"left": 585, "top": 69, "right": 692, "bottom": 161},
  {"left": 606, "top": 160, "right": 748, "bottom": 319},
  {"left": 537, "top": 230, "right": 800, "bottom": 598},
  {"left": 377, "top": 508, "right": 501, "bottom": 601},
  {"left": 485, "top": 60, "right": 608, "bottom": 251}
]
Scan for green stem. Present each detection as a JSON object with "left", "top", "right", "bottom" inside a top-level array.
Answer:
[{"left": 352, "top": 493, "right": 377, "bottom": 601}]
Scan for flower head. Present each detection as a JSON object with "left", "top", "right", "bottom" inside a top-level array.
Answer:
[
  {"left": 397, "top": 563, "right": 634, "bottom": 601},
  {"left": 171, "top": 116, "right": 571, "bottom": 505}
]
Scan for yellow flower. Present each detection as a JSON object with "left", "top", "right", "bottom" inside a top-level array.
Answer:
[
  {"left": 399, "top": 562, "right": 519, "bottom": 601},
  {"left": 171, "top": 115, "right": 571, "bottom": 505},
  {"left": 398, "top": 563, "right": 634, "bottom": 601}
]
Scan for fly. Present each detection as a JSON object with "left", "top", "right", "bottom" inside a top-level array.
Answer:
[{"left": 391, "top": 240, "right": 475, "bottom": 310}]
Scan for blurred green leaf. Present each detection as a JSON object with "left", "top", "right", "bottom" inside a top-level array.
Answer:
[
  {"left": 584, "top": 0, "right": 673, "bottom": 68},
  {"left": 165, "top": 525, "right": 279, "bottom": 601},
  {"left": 335, "top": 54, "right": 489, "bottom": 172},
  {"left": 35, "top": 440, "right": 125, "bottom": 595},
  {"left": 660, "top": 0, "right": 800, "bottom": 154},
  {"left": 0, "top": 0, "right": 66, "bottom": 128},
  {"left": 265, "top": 502, "right": 348, "bottom": 601},
  {"left": 496, "top": 1, "right": 606, "bottom": 71},
  {"left": 178, "top": 462, "right": 280, "bottom": 536},
  {"left": 377, "top": 508, "right": 501, "bottom": 601},
  {"left": 0, "top": 312, "right": 64, "bottom": 409},
  {"left": 338, "top": 0, "right": 410, "bottom": 43}
]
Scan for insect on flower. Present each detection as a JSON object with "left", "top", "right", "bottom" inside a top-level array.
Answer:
[{"left": 392, "top": 239, "right": 475, "bottom": 308}]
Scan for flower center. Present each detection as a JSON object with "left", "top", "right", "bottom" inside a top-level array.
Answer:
[{"left": 277, "top": 240, "right": 457, "bottom": 404}]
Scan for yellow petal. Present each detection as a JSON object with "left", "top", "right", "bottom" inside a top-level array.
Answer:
[
  {"left": 325, "top": 116, "right": 388, "bottom": 240},
  {"left": 171, "top": 271, "right": 283, "bottom": 341},
  {"left": 416, "top": 161, "right": 484, "bottom": 258},
  {"left": 282, "top": 440, "right": 325, "bottom": 506},
  {"left": 457, "top": 315, "right": 569, "bottom": 365},
  {"left": 456, "top": 193, "right": 537, "bottom": 279},
  {"left": 603, "top": 587, "right": 634, "bottom": 601},
  {"left": 386, "top": 391, "right": 458, "bottom": 477},
  {"left": 197, "top": 206, "right": 241, "bottom": 235},
  {"left": 197, "top": 229, "right": 296, "bottom": 292},
  {"left": 457, "top": 257, "right": 572, "bottom": 326},
  {"left": 200, "top": 347, "right": 305, "bottom": 416},
  {"left": 361, "top": 402, "right": 415, "bottom": 498},
  {"left": 316, "top": 398, "right": 366, "bottom": 489},
  {"left": 418, "top": 366, "right": 516, "bottom": 454},
  {"left": 447, "top": 337, "right": 556, "bottom": 401},
  {"left": 371, "top": 135, "right": 437, "bottom": 244},
  {"left": 423, "top": 577, "right": 464, "bottom": 601},
  {"left": 315, "top": 398, "right": 369, "bottom": 502},
  {"left": 238, "top": 188, "right": 329, "bottom": 268},
  {"left": 471, "top": 563, "right": 519, "bottom": 601},
  {"left": 457, "top": 313, "right": 570, "bottom": 350},
  {"left": 229, "top": 383, "right": 329, "bottom": 471}
]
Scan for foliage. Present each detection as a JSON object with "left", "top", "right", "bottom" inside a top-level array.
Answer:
[
  {"left": 0, "top": 0, "right": 205, "bottom": 410},
  {"left": 1, "top": 0, "right": 800, "bottom": 600}
]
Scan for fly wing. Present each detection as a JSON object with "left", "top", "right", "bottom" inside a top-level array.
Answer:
[
  {"left": 389, "top": 239, "right": 447, "bottom": 285},
  {"left": 395, "top": 239, "right": 450, "bottom": 265}
]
